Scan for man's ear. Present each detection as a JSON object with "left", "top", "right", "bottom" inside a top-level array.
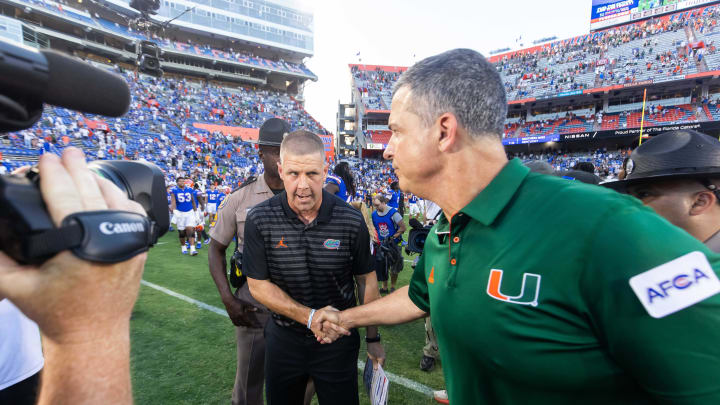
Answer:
[
  {"left": 437, "top": 113, "right": 459, "bottom": 153},
  {"left": 689, "top": 190, "right": 717, "bottom": 216},
  {"left": 277, "top": 161, "right": 284, "bottom": 181}
]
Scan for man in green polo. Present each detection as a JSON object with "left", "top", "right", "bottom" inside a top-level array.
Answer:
[{"left": 316, "top": 48, "right": 720, "bottom": 404}]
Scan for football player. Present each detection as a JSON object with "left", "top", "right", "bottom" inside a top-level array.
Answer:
[{"left": 170, "top": 176, "right": 198, "bottom": 256}]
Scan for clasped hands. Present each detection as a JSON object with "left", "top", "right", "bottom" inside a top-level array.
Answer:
[{"left": 310, "top": 306, "right": 350, "bottom": 344}]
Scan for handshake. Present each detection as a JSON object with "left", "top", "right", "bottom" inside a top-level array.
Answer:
[
  {"left": 309, "top": 306, "right": 350, "bottom": 344},
  {"left": 308, "top": 306, "right": 386, "bottom": 368}
]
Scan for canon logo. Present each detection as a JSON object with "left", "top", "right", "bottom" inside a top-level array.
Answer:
[{"left": 99, "top": 222, "right": 145, "bottom": 235}]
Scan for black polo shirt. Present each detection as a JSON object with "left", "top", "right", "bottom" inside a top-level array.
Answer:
[{"left": 243, "top": 190, "right": 371, "bottom": 326}]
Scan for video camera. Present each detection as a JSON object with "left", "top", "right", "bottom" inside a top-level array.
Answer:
[
  {"left": 406, "top": 218, "right": 432, "bottom": 254},
  {"left": 0, "top": 39, "right": 169, "bottom": 265}
]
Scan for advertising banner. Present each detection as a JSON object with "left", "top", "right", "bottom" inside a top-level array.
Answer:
[
  {"left": 502, "top": 134, "right": 560, "bottom": 145},
  {"left": 559, "top": 121, "right": 720, "bottom": 141},
  {"left": 590, "top": 0, "right": 718, "bottom": 31}
]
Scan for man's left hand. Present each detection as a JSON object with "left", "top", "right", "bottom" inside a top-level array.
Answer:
[{"left": 367, "top": 342, "right": 385, "bottom": 370}]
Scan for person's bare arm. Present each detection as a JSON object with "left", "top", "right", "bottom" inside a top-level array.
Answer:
[
  {"left": 208, "top": 239, "right": 260, "bottom": 327},
  {"left": 246, "top": 277, "right": 343, "bottom": 341},
  {"left": 319, "top": 285, "right": 426, "bottom": 333},
  {"left": 247, "top": 277, "right": 311, "bottom": 325},
  {"left": 355, "top": 272, "right": 385, "bottom": 367},
  {"left": 324, "top": 182, "right": 339, "bottom": 195},
  {"left": 393, "top": 217, "right": 407, "bottom": 240},
  {"left": 354, "top": 272, "right": 380, "bottom": 337},
  {"left": 208, "top": 239, "right": 233, "bottom": 303},
  {"left": 0, "top": 148, "right": 147, "bottom": 405}
]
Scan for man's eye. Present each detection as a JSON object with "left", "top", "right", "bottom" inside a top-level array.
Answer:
[{"left": 632, "top": 191, "right": 652, "bottom": 199}]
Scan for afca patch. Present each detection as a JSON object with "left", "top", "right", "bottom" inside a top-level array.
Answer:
[{"left": 629, "top": 251, "right": 720, "bottom": 319}]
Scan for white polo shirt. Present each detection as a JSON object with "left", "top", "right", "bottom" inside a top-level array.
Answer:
[{"left": 0, "top": 300, "right": 43, "bottom": 390}]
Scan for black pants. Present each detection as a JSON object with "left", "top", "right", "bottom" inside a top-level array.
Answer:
[
  {"left": 264, "top": 320, "right": 360, "bottom": 405},
  {"left": 0, "top": 372, "right": 40, "bottom": 405}
]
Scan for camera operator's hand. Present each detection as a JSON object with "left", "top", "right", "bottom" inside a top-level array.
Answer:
[
  {"left": 224, "top": 295, "right": 261, "bottom": 328},
  {"left": 0, "top": 147, "right": 146, "bottom": 405}
]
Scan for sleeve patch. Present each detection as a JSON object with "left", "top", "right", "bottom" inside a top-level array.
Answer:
[{"left": 629, "top": 251, "right": 720, "bottom": 318}]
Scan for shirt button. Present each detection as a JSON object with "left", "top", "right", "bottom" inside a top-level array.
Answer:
[
  {"left": 453, "top": 236, "right": 460, "bottom": 243},
  {"left": 450, "top": 258, "right": 457, "bottom": 265}
]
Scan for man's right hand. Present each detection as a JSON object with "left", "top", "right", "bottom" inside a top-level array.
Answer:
[
  {"left": 224, "top": 296, "right": 262, "bottom": 328},
  {"left": 312, "top": 306, "right": 351, "bottom": 343}
]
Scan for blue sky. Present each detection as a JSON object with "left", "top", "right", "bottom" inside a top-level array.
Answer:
[{"left": 301, "top": 0, "right": 592, "bottom": 133}]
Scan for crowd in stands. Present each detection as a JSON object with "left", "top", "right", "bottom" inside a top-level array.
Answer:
[
  {"left": 0, "top": 65, "right": 327, "bottom": 189},
  {"left": 352, "top": 66, "right": 404, "bottom": 110},
  {"left": 351, "top": 4, "right": 720, "bottom": 114},
  {"left": 509, "top": 148, "right": 630, "bottom": 180},
  {"left": 501, "top": 99, "right": 712, "bottom": 138},
  {"left": 496, "top": 3, "right": 720, "bottom": 100},
  {"left": 344, "top": 157, "right": 397, "bottom": 200},
  {"left": 16, "top": 0, "right": 315, "bottom": 77},
  {"left": 0, "top": 60, "right": 404, "bottom": 203}
]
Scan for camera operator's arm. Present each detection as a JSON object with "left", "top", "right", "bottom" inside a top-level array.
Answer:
[{"left": 0, "top": 148, "right": 147, "bottom": 405}]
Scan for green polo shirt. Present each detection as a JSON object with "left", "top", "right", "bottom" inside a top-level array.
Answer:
[{"left": 409, "top": 158, "right": 720, "bottom": 405}]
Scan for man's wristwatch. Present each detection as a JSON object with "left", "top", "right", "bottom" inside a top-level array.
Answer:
[{"left": 365, "top": 333, "right": 381, "bottom": 343}]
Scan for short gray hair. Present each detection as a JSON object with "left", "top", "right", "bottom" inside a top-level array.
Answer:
[
  {"left": 393, "top": 48, "right": 507, "bottom": 139},
  {"left": 280, "top": 130, "right": 325, "bottom": 162}
]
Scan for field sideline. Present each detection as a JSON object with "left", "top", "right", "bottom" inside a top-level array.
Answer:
[{"left": 131, "top": 215, "right": 445, "bottom": 404}]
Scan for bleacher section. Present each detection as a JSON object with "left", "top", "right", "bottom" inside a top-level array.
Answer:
[
  {"left": 2, "top": 66, "right": 329, "bottom": 178},
  {"left": 367, "top": 130, "right": 392, "bottom": 145},
  {"left": 351, "top": 3, "right": 720, "bottom": 113},
  {"left": 5, "top": 0, "right": 316, "bottom": 79}
]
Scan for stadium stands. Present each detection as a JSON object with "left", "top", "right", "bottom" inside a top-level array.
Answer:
[
  {"left": 512, "top": 148, "right": 629, "bottom": 178},
  {"left": 1, "top": 66, "right": 329, "bottom": 187},
  {"left": 350, "top": 3, "right": 720, "bottom": 113},
  {"left": 366, "top": 130, "right": 392, "bottom": 145},
  {"left": 8, "top": 0, "right": 316, "bottom": 78}
]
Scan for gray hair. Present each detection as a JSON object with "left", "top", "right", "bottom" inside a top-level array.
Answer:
[
  {"left": 393, "top": 48, "right": 507, "bottom": 139},
  {"left": 280, "top": 130, "right": 325, "bottom": 162}
]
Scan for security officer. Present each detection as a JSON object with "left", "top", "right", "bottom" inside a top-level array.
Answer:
[
  {"left": 604, "top": 129, "right": 720, "bottom": 252},
  {"left": 208, "top": 118, "right": 288, "bottom": 405}
]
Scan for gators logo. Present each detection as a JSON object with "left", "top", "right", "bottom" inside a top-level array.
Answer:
[{"left": 323, "top": 239, "right": 340, "bottom": 249}]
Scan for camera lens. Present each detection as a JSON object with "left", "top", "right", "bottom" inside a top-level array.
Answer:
[{"left": 87, "top": 160, "right": 169, "bottom": 237}]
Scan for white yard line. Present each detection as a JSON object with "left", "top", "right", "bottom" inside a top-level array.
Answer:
[{"left": 139, "top": 280, "right": 437, "bottom": 397}]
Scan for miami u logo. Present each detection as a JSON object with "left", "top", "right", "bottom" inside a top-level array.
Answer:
[{"left": 486, "top": 269, "right": 541, "bottom": 307}]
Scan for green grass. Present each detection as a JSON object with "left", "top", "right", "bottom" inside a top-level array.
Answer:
[{"left": 131, "top": 213, "right": 444, "bottom": 404}]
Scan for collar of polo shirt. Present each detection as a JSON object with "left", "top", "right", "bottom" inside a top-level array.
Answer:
[
  {"left": 278, "top": 189, "right": 337, "bottom": 224},
  {"left": 437, "top": 158, "right": 530, "bottom": 228}
]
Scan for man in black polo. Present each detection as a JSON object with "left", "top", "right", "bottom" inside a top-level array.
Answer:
[{"left": 243, "top": 130, "right": 385, "bottom": 405}]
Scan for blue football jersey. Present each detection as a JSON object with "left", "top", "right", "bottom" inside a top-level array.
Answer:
[
  {"left": 192, "top": 189, "right": 200, "bottom": 207},
  {"left": 171, "top": 187, "right": 194, "bottom": 212},
  {"left": 207, "top": 190, "right": 221, "bottom": 204},
  {"left": 326, "top": 174, "right": 349, "bottom": 202},
  {"left": 388, "top": 190, "right": 401, "bottom": 209}
]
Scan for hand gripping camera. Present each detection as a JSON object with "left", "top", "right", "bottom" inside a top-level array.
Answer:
[{"left": 0, "top": 39, "right": 168, "bottom": 264}]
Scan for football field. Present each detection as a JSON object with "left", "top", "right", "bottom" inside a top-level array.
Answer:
[{"left": 131, "top": 223, "right": 445, "bottom": 404}]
